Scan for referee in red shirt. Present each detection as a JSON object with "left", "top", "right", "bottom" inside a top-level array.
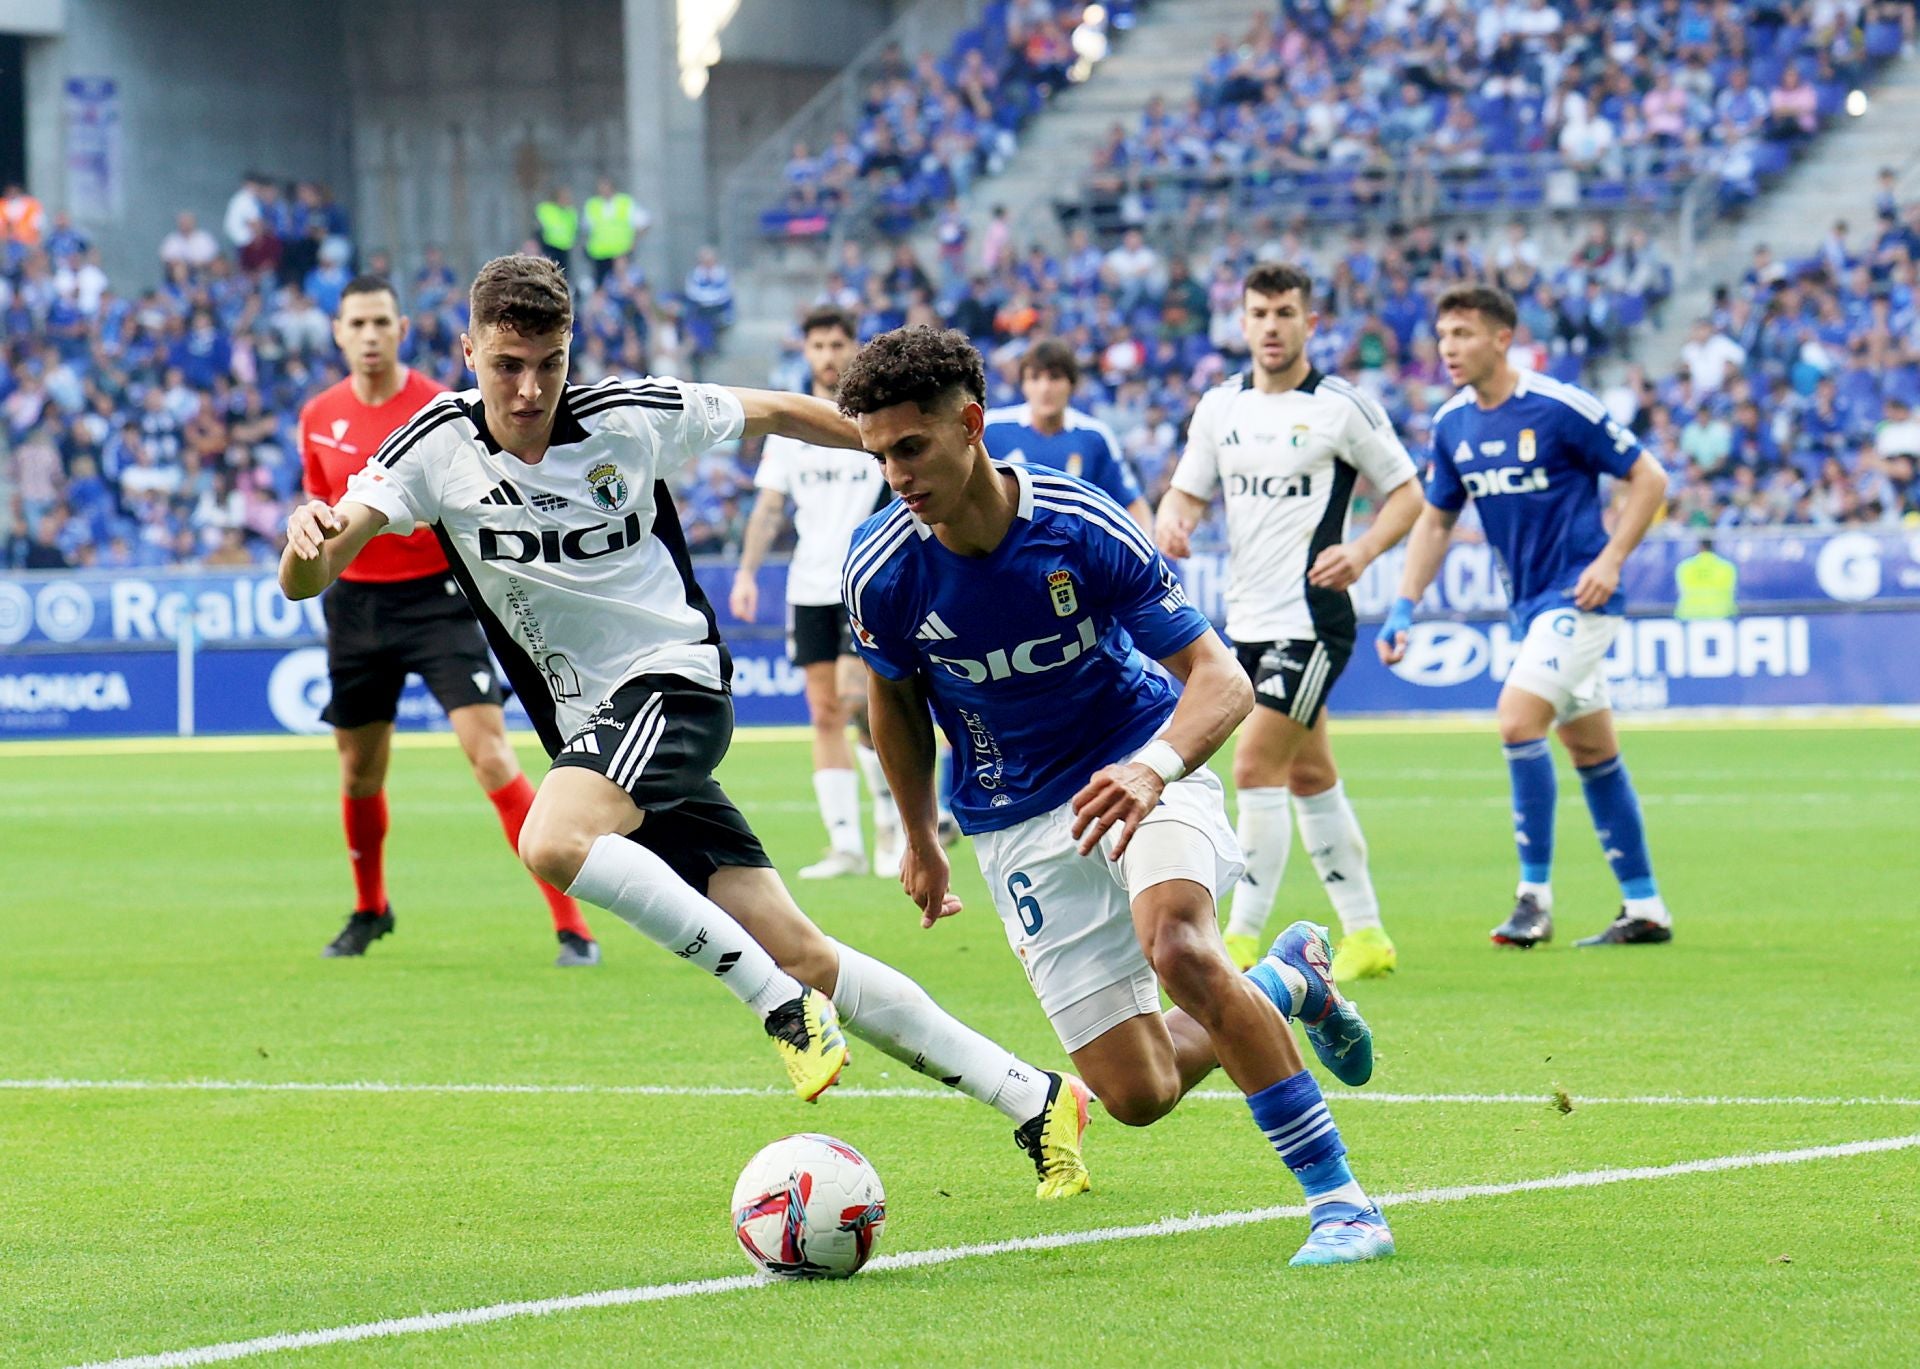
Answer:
[{"left": 299, "top": 275, "right": 599, "bottom": 965}]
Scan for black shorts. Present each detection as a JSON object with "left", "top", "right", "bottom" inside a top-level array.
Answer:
[
  {"left": 549, "top": 673, "right": 772, "bottom": 895},
  {"left": 321, "top": 574, "right": 504, "bottom": 729},
  {"left": 786, "top": 602, "right": 853, "bottom": 668},
  {"left": 1235, "top": 638, "right": 1351, "bottom": 728}
]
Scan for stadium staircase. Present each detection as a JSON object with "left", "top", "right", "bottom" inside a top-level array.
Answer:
[
  {"left": 1640, "top": 49, "right": 1920, "bottom": 373},
  {"left": 717, "top": 0, "right": 1270, "bottom": 383}
]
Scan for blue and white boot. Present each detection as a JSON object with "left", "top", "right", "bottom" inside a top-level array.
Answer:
[
  {"left": 1290, "top": 1200, "right": 1395, "bottom": 1266},
  {"left": 1248, "top": 921, "right": 1375, "bottom": 1087}
]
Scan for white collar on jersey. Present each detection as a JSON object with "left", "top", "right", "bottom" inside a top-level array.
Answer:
[{"left": 909, "top": 460, "right": 1036, "bottom": 539}]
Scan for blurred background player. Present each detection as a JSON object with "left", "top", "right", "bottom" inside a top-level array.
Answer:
[
  {"left": 841, "top": 327, "right": 1390, "bottom": 1261},
  {"left": 983, "top": 338, "right": 1151, "bottom": 533},
  {"left": 1156, "top": 265, "right": 1423, "bottom": 983},
  {"left": 1381, "top": 284, "right": 1673, "bottom": 949},
  {"left": 298, "top": 274, "right": 598, "bottom": 965},
  {"left": 731, "top": 307, "right": 903, "bottom": 879},
  {"left": 284, "top": 257, "right": 1089, "bottom": 1191}
]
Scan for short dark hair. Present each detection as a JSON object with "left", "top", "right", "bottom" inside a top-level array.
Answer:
[
  {"left": 800, "top": 305, "right": 857, "bottom": 340},
  {"left": 1435, "top": 282, "right": 1518, "bottom": 331},
  {"left": 1243, "top": 262, "right": 1313, "bottom": 303},
  {"left": 469, "top": 254, "right": 573, "bottom": 337},
  {"left": 1020, "top": 337, "right": 1079, "bottom": 386},
  {"left": 338, "top": 275, "right": 397, "bottom": 313},
  {"left": 836, "top": 326, "right": 985, "bottom": 417}
]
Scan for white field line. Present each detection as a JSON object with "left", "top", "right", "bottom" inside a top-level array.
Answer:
[
  {"left": 5, "top": 706, "right": 1917, "bottom": 759},
  {"left": 5, "top": 1077, "right": 1918, "bottom": 1108},
  {"left": 71, "top": 1132, "right": 1920, "bottom": 1369}
]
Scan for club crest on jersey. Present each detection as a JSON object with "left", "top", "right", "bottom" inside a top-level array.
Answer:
[
  {"left": 1047, "top": 569, "right": 1078, "bottom": 617},
  {"left": 1066, "top": 453, "right": 1083, "bottom": 477},
  {"left": 586, "top": 462, "right": 628, "bottom": 512},
  {"left": 1290, "top": 424, "right": 1312, "bottom": 448},
  {"left": 1519, "top": 428, "right": 1537, "bottom": 462}
]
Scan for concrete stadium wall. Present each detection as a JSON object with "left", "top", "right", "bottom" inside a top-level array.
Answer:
[{"left": 24, "top": 0, "right": 349, "bottom": 285}]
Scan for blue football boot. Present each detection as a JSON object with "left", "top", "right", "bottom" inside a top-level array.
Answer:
[
  {"left": 1290, "top": 1201, "right": 1395, "bottom": 1266},
  {"left": 1249, "top": 921, "right": 1375, "bottom": 1087}
]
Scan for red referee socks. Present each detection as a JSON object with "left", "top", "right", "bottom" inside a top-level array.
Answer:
[
  {"left": 342, "top": 792, "right": 389, "bottom": 913},
  {"left": 487, "top": 775, "right": 593, "bottom": 938}
]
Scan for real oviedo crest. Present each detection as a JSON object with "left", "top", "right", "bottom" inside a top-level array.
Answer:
[
  {"left": 1047, "top": 569, "right": 1077, "bottom": 618},
  {"left": 587, "top": 462, "right": 629, "bottom": 512}
]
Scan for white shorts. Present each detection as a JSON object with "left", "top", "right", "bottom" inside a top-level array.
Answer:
[
  {"left": 1505, "top": 607, "right": 1621, "bottom": 725},
  {"left": 971, "top": 763, "right": 1245, "bottom": 1053}
]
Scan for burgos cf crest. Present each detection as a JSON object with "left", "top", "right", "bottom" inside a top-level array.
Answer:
[
  {"left": 1290, "top": 424, "right": 1312, "bottom": 448},
  {"left": 1518, "top": 428, "right": 1537, "bottom": 463},
  {"left": 1047, "top": 569, "right": 1077, "bottom": 618},
  {"left": 587, "top": 462, "right": 629, "bottom": 512}
]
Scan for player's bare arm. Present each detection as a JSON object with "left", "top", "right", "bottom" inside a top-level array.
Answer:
[
  {"left": 1378, "top": 503, "right": 1459, "bottom": 665},
  {"left": 729, "top": 486, "right": 788, "bottom": 621},
  {"left": 865, "top": 665, "right": 962, "bottom": 928},
  {"left": 1153, "top": 486, "right": 1209, "bottom": 560},
  {"left": 1070, "top": 628, "right": 1252, "bottom": 859},
  {"left": 1574, "top": 453, "right": 1668, "bottom": 611},
  {"left": 734, "top": 388, "right": 863, "bottom": 449},
  {"left": 1124, "top": 496, "right": 1153, "bottom": 536},
  {"left": 1309, "top": 476, "right": 1426, "bottom": 591},
  {"left": 279, "top": 499, "right": 389, "bottom": 601}
]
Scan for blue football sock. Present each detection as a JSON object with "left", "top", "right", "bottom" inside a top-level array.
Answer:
[
  {"left": 1577, "top": 754, "right": 1658, "bottom": 900},
  {"left": 1503, "top": 739, "right": 1557, "bottom": 885},
  {"left": 1246, "top": 1071, "right": 1368, "bottom": 1213}
]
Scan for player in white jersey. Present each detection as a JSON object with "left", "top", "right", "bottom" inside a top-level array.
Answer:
[
  {"left": 279, "top": 256, "right": 1091, "bottom": 1195},
  {"left": 1156, "top": 264, "right": 1424, "bottom": 982},
  {"left": 732, "top": 307, "right": 903, "bottom": 879}
]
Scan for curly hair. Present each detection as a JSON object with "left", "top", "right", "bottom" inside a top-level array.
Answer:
[
  {"left": 836, "top": 326, "right": 986, "bottom": 418},
  {"left": 469, "top": 253, "right": 573, "bottom": 337}
]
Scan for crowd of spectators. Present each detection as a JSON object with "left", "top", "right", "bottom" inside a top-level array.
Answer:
[
  {"left": 771, "top": 0, "right": 1912, "bottom": 241},
  {"left": 762, "top": 190, "right": 1920, "bottom": 537},
  {"left": 0, "top": 173, "right": 735, "bottom": 571},
  {"left": 767, "top": 0, "right": 1136, "bottom": 238}
]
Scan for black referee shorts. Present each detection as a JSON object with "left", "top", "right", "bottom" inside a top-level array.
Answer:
[
  {"left": 549, "top": 674, "right": 773, "bottom": 895},
  {"left": 321, "top": 574, "right": 504, "bottom": 729},
  {"left": 1235, "top": 638, "right": 1352, "bottom": 729}
]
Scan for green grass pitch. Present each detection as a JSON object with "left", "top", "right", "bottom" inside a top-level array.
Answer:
[{"left": 3, "top": 720, "right": 1917, "bottom": 1366}]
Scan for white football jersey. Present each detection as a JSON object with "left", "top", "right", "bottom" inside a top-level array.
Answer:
[
  {"left": 341, "top": 375, "right": 744, "bottom": 752},
  {"left": 1170, "top": 369, "right": 1417, "bottom": 644},
  {"left": 755, "top": 433, "right": 889, "bottom": 606}
]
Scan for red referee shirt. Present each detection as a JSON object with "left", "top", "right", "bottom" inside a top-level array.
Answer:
[{"left": 299, "top": 369, "right": 451, "bottom": 583}]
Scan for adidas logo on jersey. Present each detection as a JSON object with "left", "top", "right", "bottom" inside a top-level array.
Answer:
[
  {"left": 480, "top": 481, "right": 525, "bottom": 507},
  {"left": 914, "top": 612, "right": 958, "bottom": 642}
]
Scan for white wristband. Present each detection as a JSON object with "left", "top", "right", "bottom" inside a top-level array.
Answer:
[{"left": 1134, "top": 740, "right": 1187, "bottom": 785}]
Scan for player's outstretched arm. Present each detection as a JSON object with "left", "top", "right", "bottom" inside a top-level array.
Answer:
[
  {"left": 1070, "top": 628, "right": 1252, "bottom": 860},
  {"left": 1378, "top": 503, "right": 1458, "bottom": 664},
  {"left": 729, "top": 487, "right": 787, "bottom": 622},
  {"left": 865, "top": 667, "right": 961, "bottom": 929},
  {"left": 1153, "top": 487, "right": 1209, "bottom": 560},
  {"left": 1574, "top": 452, "right": 1669, "bottom": 610},
  {"left": 279, "top": 499, "right": 388, "bottom": 601},
  {"left": 732, "top": 388, "right": 864, "bottom": 450},
  {"left": 1309, "top": 477, "right": 1426, "bottom": 591}
]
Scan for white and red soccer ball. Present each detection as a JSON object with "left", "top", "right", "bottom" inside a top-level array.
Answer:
[{"left": 731, "top": 1133, "right": 887, "bottom": 1279}]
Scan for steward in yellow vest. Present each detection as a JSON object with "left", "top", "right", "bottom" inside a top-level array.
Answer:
[{"left": 1674, "top": 541, "right": 1738, "bottom": 619}]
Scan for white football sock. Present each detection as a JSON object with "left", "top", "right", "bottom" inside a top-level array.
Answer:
[
  {"left": 567, "top": 835, "right": 799, "bottom": 1017},
  {"left": 1293, "top": 782, "right": 1383, "bottom": 935},
  {"left": 1623, "top": 895, "right": 1670, "bottom": 927},
  {"left": 1516, "top": 880, "right": 1554, "bottom": 910},
  {"left": 829, "top": 942, "right": 1051, "bottom": 1122},
  {"left": 814, "top": 768, "right": 864, "bottom": 857},
  {"left": 856, "top": 744, "right": 896, "bottom": 831},
  {"left": 1226, "top": 787, "right": 1291, "bottom": 940}
]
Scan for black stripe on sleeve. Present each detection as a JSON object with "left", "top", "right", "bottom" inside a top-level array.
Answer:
[{"left": 374, "top": 404, "right": 468, "bottom": 468}]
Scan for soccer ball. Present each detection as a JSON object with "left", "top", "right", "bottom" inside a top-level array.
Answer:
[{"left": 730, "top": 1133, "right": 888, "bottom": 1279}]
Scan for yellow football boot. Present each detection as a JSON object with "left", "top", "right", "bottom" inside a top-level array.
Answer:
[{"left": 765, "top": 988, "right": 850, "bottom": 1102}]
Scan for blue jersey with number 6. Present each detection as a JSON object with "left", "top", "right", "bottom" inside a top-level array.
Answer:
[
  {"left": 842, "top": 463, "right": 1212, "bottom": 835},
  {"left": 1426, "top": 370, "right": 1645, "bottom": 628}
]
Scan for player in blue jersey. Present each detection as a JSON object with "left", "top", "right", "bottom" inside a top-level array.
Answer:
[
  {"left": 982, "top": 338, "right": 1151, "bottom": 532},
  {"left": 837, "top": 326, "right": 1390, "bottom": 1263},
  {"left": 1380, "top": 284, "right": 1674, "bottom": 949}
]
